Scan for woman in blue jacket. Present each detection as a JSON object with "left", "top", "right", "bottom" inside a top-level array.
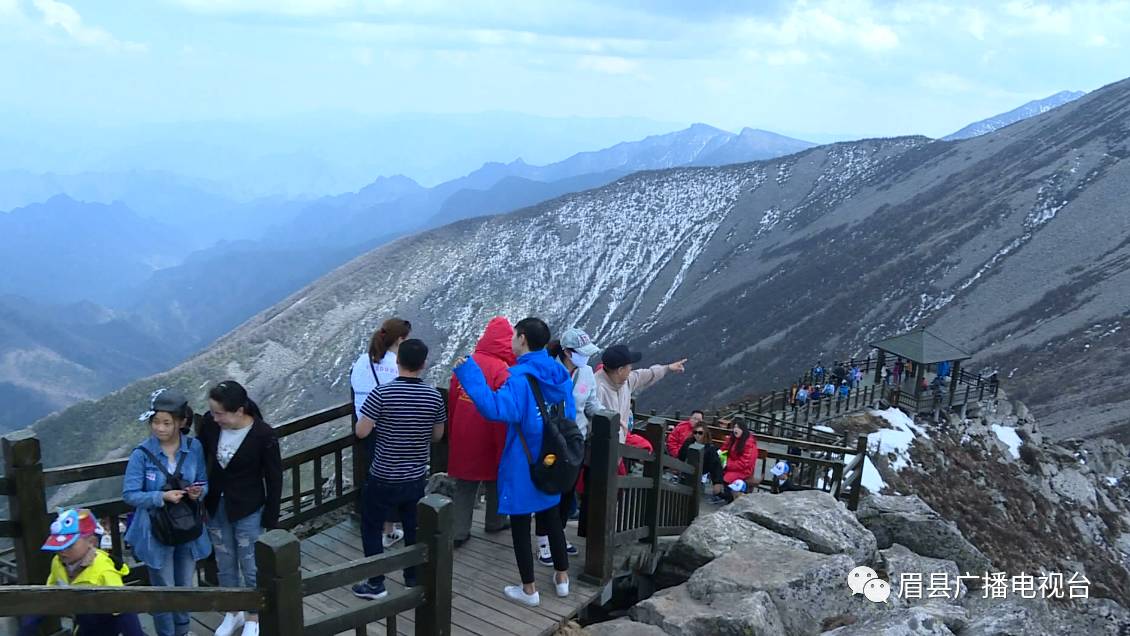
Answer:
[
  {"left": 123, "top": 389, "right": 212, "bottom": 636},
  {"left": 454, "top": 317, "right": 577, "bottom": 607}
]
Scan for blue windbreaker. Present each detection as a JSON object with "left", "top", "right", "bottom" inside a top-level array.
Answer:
[{"left": 454, "top": 348, "right": 576, "bottom": 515}]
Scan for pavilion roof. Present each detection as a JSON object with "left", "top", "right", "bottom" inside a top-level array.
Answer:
[{"left": 870, "top": 327, "right": 972, "bottom": 364}]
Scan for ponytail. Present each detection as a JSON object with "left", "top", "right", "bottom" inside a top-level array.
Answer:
[{"left": 368, "top": 318, "right": 412, "bottom": 363}]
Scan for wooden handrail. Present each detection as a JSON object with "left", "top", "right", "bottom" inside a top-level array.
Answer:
[
  {"left": 0, "top": 586, "right": 262, "bottom": 615},
  {"left": 302, "top": 544, "right": 428, "bottom": 596},
  {"left": 303, "top": 587, "right": 426, "bottom": 636}
]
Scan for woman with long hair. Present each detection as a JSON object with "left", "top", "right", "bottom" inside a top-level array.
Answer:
[
  {"left": 199, "top": 381, "right": 282, "bottom": 636},
  {"left": 720, "top": 417, "right": 759, "bottom": 501},
  {"left": 350, "top": 317, "right": 412, "bottom": 547}
]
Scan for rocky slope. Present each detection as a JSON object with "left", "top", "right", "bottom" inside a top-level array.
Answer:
[
  {"left": 580, "top": 395, "right": 1130, "bottom": 635},
  {"left": 24, "top": 76, "right": 1130, "bottom": 468},
  {"left": 944, "top": 90, "right": 1086, "bottom": 140}
]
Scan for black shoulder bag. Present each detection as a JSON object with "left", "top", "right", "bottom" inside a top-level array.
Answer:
[
  {"left": 515, "top": 376, "right": 585, "bottom": 495},
  {"left": 138, "top": 445, "right": 205, "bottom": 546}
]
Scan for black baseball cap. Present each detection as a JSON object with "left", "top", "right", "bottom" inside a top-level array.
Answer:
[{"left": 601, "top": 344, "right": 642, "bottom": 369}]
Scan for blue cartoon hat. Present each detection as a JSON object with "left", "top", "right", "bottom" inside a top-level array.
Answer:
[{"left": 41, "top": 508, "right": 98, "bottom": 552}]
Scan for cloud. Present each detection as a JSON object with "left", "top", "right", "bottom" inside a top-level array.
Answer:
[
  {"left": 577, "top": 54, "right": 637, "bottom": 75},
  {"left": 32, "top": 0, "right": 146, "bottom": 51},
  {"left": 732, "top": 3, "right": 900, "bottom": 54}
]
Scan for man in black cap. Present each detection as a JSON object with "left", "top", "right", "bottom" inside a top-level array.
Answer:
[{"left": 594, "top": 344, "right": 686, "bottom": 443}]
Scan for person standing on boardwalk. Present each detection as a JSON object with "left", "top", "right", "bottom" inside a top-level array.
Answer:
[
  {"left": 593, "top": 344, "right": 687, "bottom": 444},
  {"left": 352, "top": 338, "right": 446, "bottom": 599},
  {"left": 534, "top": 328, "right": 604, "bottom": 566},
  {"left": 448, "top": 317, "right": 515, "bottom": 547},
  {"left": 199, "top": 381, "right": 282, "bottom": 636},
  {"left": 453, "top": 317, "right": 575, "bottom": 607},
  {"left": 350, "top": 317, "right": 412, "bottom": 549},
  {"left": 123, "top": 389, "right": 211, "bottom": 636}
]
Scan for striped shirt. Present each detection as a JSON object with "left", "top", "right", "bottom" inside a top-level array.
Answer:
[{"left": 360, "top": 377, "right": 446, "bottom": 482}]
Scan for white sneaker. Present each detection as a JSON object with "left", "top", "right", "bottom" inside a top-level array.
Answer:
[
  {"left": 214, "top": 612, "right": 245, "bottom": 636},
  {"left": 555, "top": 578, "right": 570, "bottom": 598},
  {"left": 239, "top": 623, "right": 259, "bottom": 636},
  {"left": 383, "top": 528, "right": 404, "bottom": 548},
  {"left": 503, "top": 584, "right": 540, "bottom": 607}
]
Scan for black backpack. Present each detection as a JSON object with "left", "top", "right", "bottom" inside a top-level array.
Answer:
[
  {"left": 517, "top": 376, "right": 585, "bottom": 495},
  {"left": 138, "top": 445, "right": 205, "bottom": 546}
]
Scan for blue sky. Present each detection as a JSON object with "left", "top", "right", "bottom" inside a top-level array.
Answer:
[{"left": 1, "top": 0, "right": 1127, "bottom": 141}]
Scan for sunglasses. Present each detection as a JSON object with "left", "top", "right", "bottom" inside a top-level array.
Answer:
[{"left": 693, "top": 430, "right": 705, "bottom": 436}]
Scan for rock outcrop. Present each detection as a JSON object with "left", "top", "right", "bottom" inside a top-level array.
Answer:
[
  {"left": 581, "top": 396, "right": 1130, "bottom": 636},
  {"left": 856, "top": 494, "right": 991, "bottom": 577},
  {"left": 727, "top": 490, "right": 878, "bottom": 564}
]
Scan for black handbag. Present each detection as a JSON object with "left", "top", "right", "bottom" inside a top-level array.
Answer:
[{"left": 138, "top": 445, "right": 205, "bottom": 546}]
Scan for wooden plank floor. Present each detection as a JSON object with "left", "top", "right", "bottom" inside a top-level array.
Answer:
[{"left": 178, "top": 507, "right": 599, "bottom": 636}]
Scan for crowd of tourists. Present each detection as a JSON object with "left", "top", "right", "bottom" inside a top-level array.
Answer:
[
  {"left": 20, "top": 313, "right": 811, "bottom": 634},
  {"left": 20, "top": 381, "right": 280, "bottom": 636}
]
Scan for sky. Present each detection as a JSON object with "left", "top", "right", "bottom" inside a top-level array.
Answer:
[{"left": 0, "top": 0, "right": 1128, "bottom": 155}]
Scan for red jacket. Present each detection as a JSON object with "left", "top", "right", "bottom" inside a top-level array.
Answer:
[
  {"left": 666, "top": 419, "right": 693, "bottom": 457},
  {"left": 447, "top": 317, "right": 515, "bottom": 481},
  {"left": 722, "top": 433, "right": 759, "bottom": 484}
]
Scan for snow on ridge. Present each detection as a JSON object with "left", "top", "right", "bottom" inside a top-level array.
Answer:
[{"left": 415, "top": 165, "right": 764, "bottom": 372}]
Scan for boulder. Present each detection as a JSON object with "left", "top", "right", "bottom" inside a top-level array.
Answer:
[
  {"left": 959, "top": 597, "right": 1053, "bottom": 636},
  {"left": 655, "top": 509, "right": 806, "bottom": 588},
  {"left": 424, "top": 472, "right": 457, "bottom": 498},
  {"left": 683, "top": 540, "right": 900, "bottom": 635},
  {"left": 725, "top": 490, "right": 878, "bottom": 564},
  {"left": 1049, "top": 468, "right": 1097, "bottom": 508},
  {"left": 630, "top": 584, "right": 786, "bottom": 636},
  {"left": 962, "top": 596, "right": 1130, "bottom": 636},
  {"left": 915, "top": 601, "right": 970, "bottom": 632},
  {"left": 584, "top": 618, "right": 667, "bottom": 636},
  {"left": 855, "top": 494, "right": 991, "bottom": 576},
  {"left": 880, "top": 543, "right": 964, "bottom": 605},
  {"left": 820, "top": 607, "right": 955, "bottom": 635}
]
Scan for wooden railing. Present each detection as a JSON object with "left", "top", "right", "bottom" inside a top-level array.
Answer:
[
  {"left": 583, "top": 412, "right": 704, "bottom": 584},
  {"left": 0, "top": 401, "right": 363, "bottom": 588},
  {"left": 0, "top": 496, "right": 454, "bottom": 636}
]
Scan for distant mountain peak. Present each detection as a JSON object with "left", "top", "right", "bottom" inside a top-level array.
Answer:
[{"left": 944, "top": 90, "right": 1086, "bottom": 140}]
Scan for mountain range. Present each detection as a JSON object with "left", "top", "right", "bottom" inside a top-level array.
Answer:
[
  {"left": 944, "top": 90, "right": 1086, "bottom": 140},
  {"left": 24, "top": 77, "right": 1130, "bottom": 470},
  {"left": 0, "top": 123, "right": 812, "bottom": 430}
]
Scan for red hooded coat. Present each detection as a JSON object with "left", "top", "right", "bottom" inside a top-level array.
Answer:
[
  {"left": 722, "top": 432, "right": 759, "bottom": 484},
  {"left": 447, "top": 317, "right": 515, "bottom": 481}
]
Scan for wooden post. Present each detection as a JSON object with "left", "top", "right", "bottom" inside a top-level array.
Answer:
[
  {"left": 643, "top": 420, "right": 664, "bottom": 549},
  {"left": 913, "top": 362, "right": 925, "bottom": 400},
  {"left": 416, "top": 494, "right": 453, "bottom": 636},
  {"left": 255, "top": 530, "right": 304, "bottom": 636},
  {"left": 684, "top": 443, "right": 705, "bottom": 524},
  {"left": 582, "top": 411, "right": 620, "bottom": 585},
  {"left": 2, "top": 433, "right": 51, "bottom": 587},
  {"left": 848, "top": 436, "right": 868, "bottom": 511}
]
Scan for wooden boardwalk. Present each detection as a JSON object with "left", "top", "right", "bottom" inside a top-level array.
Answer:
[{"left": 183, "top": 508, "right": 599, "bottom": 636}]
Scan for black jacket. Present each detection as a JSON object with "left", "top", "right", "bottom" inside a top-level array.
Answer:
[{"left": 199, "top": 413, "right": 283, "bottom": 529}]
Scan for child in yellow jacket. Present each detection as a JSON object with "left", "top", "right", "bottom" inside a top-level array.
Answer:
[{"left": 19, "top": 508, "right": 145, "bottom": 636}]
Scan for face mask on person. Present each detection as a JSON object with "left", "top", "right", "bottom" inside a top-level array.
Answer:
[{"left": 570, "top": 350, "right": 590, "bottom": 368}]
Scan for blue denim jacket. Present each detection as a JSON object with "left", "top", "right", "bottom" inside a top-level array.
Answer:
[{"left": 122, "top": 434, "right": 213, "bottom": 568}]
